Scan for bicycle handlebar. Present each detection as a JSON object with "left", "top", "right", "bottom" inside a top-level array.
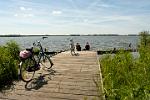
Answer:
[
  {"left": 33, "top": 41, "right": 41, "bottom": 47},
  {"left": 32, "top": 37, "right": 48, "bottom": 52},
  {"left": 33, "top": 36, "right": 47, "bottom": 46}
]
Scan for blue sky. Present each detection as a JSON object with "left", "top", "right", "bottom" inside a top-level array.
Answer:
[{"left": 0, "top": 0, "right": 150, "bottom": 35}]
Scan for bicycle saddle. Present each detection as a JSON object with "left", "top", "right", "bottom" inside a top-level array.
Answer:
[{"left": 26, "top": 47, "right": 33, "bottom": 52}]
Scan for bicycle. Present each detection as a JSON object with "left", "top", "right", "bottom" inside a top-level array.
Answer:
[{"left": 19, "top": 40, "right": 54, "bottom": 82}]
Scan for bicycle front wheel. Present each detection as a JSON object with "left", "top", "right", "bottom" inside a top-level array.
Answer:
[
  {"left": 40, "top": 54, "right": 53, "bottom": 69},
  {"left": 20, "top": 58, "right": 35, "bottom": 82}
]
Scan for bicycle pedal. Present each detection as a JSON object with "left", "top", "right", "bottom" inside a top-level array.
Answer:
[{"left": 34, "top": 66, "right": 41, "bottom": 71}]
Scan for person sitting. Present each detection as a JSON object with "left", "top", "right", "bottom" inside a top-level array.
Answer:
[
  {"left": 85, "top": 42, "right": 90, "bottom": 50},
  {"left": 76, "top": 43, "right": 81, "bottom": 51},
  {"left": 129, "top": 43, "right": 132, "bottom": 48}
]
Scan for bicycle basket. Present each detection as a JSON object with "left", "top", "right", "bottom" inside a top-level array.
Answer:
[{"left": 19, "top": 50, "right": 32, "bottom": 60}]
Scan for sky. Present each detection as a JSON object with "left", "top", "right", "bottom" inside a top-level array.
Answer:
[{"left": 0, "top": 0, "right": 150, "bottom": 35}]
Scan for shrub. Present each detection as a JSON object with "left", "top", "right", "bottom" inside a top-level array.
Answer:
[
  {"left": 0, "top": 41, "right": 20, "bottom": 90},
  {"left": 139, "top": 31, "right": 150, "bottom": 47},
  {"left": 5, "top": 40, "right": 20, "bottom": 61}
]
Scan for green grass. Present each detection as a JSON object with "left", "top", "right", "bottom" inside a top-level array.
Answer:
[
  {"left": 100, "top": 51, "right": 150, "bottom": 100},
  {"left": 99, "top": 31, "right": 150, "bottom": 100}
]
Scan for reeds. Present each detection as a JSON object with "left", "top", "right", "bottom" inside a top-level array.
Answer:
[{"left": 100, "top": 31, "right": 150, "bottom": 100}]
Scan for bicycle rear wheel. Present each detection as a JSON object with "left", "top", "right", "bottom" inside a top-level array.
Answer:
[
  {"left": 40, "top": 54, "right": 53, "bottom": 70},
  {"left": 20, "top": 58, "right": 35, "bottom": 82}
]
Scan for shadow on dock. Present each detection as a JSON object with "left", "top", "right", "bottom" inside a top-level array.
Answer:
[{"left": 25, "top": 69, "right": 56, "bottom": 91}]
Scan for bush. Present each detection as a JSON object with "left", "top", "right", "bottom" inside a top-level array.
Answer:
[
  {"left": 0, "top": 41, "right": 20, "bottom": 89},
  {"left": 139, "top": 31, "right": 150, "bottom": 47},
  {"left": 5, "top": 40, "right": 20, "bottom": 61}
]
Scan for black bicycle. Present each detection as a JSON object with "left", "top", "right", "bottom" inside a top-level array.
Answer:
[{"left": 19, "top": 40, "right": 54, "bottom": 82}]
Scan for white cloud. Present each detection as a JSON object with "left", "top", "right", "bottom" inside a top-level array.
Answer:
[
  {"left": 52, "top": 10, "right": 62, "bottom": 15},
  {"left": 20, "top": 7, "right": 26, "bottom": 11},
  {"left": 100, "top": 4, "right": 115, "bottom": 8},
  {"left": 27, "top": 8, "right": 32, "bottom": 10},
  {"left": 15, "top": 6, "right": 34, "bottom": 18},
  {"left": 14, "top": 14, "right": 18, "bottom": 17},
  {"left": 104, "top": 15, "right": 133, "bottom": 21},
  {"left": 28, "top": 14, "right": 34, "bottom": 17},
  {"left": 20, "top": 6, "right": 32, "bottom": 11},
  {"left": 23, "top": 14, "right": 34, "bottom": 17},
  {"left": 14, "top": 13, "right": 34, "bottom": 18},
  {"left": 83, "top": 19, "right": 88, "bottom": 23}
]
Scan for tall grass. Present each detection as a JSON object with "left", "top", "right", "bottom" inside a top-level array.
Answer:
[
  {"left": 0, "top": 41, "right": 20, "bottom": 90},
  {"left": 100, "top": 31, "right": 150, "bottom": 100}
]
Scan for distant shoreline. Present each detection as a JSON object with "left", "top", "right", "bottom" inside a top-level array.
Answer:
[{"left": 0, "top": 34, "right": 139, "bottom": 37}]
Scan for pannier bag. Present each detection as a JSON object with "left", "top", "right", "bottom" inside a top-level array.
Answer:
[{"left": 19, "top": 50, "right": 32, "bottom": 59}]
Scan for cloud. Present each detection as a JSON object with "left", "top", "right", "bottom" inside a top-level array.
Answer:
[
  {"left": 27, "top": 8, "right": 32, "bottom": 10},
  {"left": 14, "top": 6, "right": 34, "bottom": 18},
  {"left": 14, "top": 13, "right": 34, "bottom": 17},
  {"left": 104, "top": 15, "right": 133, "bottom": 21},
  {"left": 83, "top": 19, "right": 88, "bottom": 22},
  {"left": 14, "top": 14, "right": 18, "bottom": 17},
  {"left": 20, "top": 6, "right": 32, "bottom": 11},
  {"left": 52, "top": 10, "right": 62, "bottom": 15},
  {"left": 99, "top": 4, "right": 116, "bottom": 8},
  {"left": 20, "top": 7, "right": 26, "bottom": 11},
  {"left": 24, "top": 14, "right": 34, "bottom": 17}
]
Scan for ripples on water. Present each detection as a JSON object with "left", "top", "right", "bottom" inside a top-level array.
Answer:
[{"left": 0, "top": 36, "right": 139, "bottom": 52}]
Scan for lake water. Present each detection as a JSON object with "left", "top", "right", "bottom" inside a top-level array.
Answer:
[{"left": 0, "top": 36, "right": 139, "bottom": 52}]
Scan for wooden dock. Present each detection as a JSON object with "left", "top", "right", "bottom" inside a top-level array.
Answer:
[{"left": 0, "top": 51, "right": 103, "bottom": 100}]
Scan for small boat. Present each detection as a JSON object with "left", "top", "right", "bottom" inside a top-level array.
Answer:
[{"left": 42, "top": 36, "right": 48, "bottom": 39}]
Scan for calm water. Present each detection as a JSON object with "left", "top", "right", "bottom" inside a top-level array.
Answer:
[{"left": 0, "top": 36, "right": 139, "bottom": 52}]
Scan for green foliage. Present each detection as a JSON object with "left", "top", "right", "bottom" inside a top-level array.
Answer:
[
  {"left": 139, "top": 31, "right": 150, "bottom": 47},
  {"left": 33, "top": 47, "right": 40, "bottom": 53},
  {"left": 100, "top": 51, "right": 150, "bottom": 100},
  {"left": 0, "top": 41, "right": 20, "bottom": 90},
  {"left": 5, "top": 40, "right": 20, "bottom": 61},
  {"left": 100, "top": 31, "right": 150, "bottom": 100}
]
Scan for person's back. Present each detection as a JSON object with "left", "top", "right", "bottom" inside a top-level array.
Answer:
[
  {"left": 85, "top": 42, "right": 90, "bottom": 50},
  {"left": 76, "top": 43, "right": 81, "bottom": 51}
]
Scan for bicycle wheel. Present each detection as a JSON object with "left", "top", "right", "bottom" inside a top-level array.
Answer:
[
  {"left": 20, "top": 58, "right": 35, "bottom": 82},
  {"left": 40, "top": 54, "right": 53, "bottom": 69}
]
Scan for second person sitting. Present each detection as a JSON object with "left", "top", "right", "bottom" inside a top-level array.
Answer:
[{"left": 85, "top": 42, "right": 90, "bottom": 50}]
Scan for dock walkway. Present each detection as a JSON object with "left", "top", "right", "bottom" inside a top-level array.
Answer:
[{"left": 0, "top": 51, "right": 103, "bottom": 100}]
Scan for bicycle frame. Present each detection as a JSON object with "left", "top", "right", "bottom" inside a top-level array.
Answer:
[
  {"left": 34, "top": 41, "right": 46, "bottom": 64},
  {"left": 19, "top": 38, "right": 52, "bottom": 82}
]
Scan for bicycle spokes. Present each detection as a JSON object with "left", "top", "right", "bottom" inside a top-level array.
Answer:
[{"left": 20, "top": 59, "right": 35, "bottom": 82}]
